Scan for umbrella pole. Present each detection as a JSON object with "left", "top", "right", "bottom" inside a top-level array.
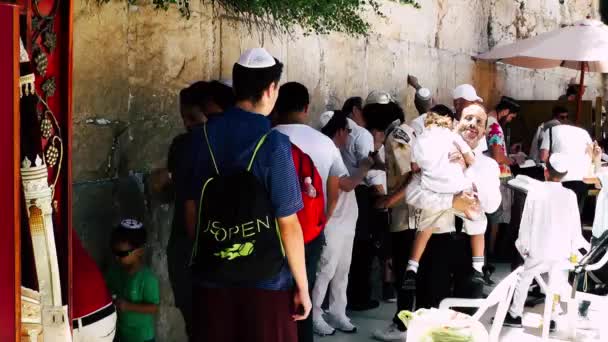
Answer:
[{"left": 576, "top": 61, "right": 586, "bottom": 124}]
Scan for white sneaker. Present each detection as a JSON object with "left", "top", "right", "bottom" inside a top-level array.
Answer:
[
  {"left": 327, "top": 314, "right": 357, "bottom": 333},
  {"left": 372, "top": 323, "right": 407, "bottom": 341},
  {"left": 313, "top": 317, "right": 336, "bottom": 337},
  {"left": 578, "top": 316, "right": 594, "bottom": 330}
]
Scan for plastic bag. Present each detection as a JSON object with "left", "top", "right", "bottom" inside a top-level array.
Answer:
[{"left": 398, "top": 308, "right": 488, "bottom": 342}]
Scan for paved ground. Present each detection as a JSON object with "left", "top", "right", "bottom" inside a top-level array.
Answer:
[{"left": 317, "top": 263, "right": 605, "bottom": 341}]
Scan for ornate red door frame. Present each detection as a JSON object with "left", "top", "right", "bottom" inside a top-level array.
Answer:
[
  {"left": 0, "top": 5, "right": 22, "bottom": 340},
  {"left": 23, "top": 0, "right": 75, "bottom": 318},
  {"left": 0, "top": 0, "right": 73, "bottom": 338}
]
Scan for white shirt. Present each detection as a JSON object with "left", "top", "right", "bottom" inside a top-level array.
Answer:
[
  {"left": 540, "top": 125, "right": 592, "bottom": 182},
  {"left": 406, "top": 144, "right": 501, "bottom": 234},
  {"left": 327, "top": 190, "right": 359, "bottom": 231},
  {"left": 529, "top": 119, "right": 561, "bottom": 163},
  {"left": 274, "top": 124, "right": 348, "bottom": 201},
  {"left": 409, "top": 114, "right": 426, "bottom": 136},
  {"left": 412, "top": 126, "right": 472, "bottom": 194},
  {"left": 592, "top": 172, "right": 608, "bottom": 239},
  {"left": 516, "top": 181, "right": 588, "bottom": 261},
  {"left": 341, "top": 118, "right": 383, "bottom": 186},
  {"left": 367, "top": 146, "right": 387, "bottom": 193}
]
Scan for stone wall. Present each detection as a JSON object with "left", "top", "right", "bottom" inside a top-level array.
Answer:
[{"left": 72, "top": 0, "right": 603, "bottom": 340}]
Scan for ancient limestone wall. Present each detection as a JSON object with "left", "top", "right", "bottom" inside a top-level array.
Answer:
[{"left": 72, "top": 0, "right": 603, "bottom": 340}]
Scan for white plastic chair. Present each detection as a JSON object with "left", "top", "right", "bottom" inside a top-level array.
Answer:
[
  {"left": 532, "top": 262, "right": 575, "bottom": 340},
  {"left": 439, "top": 266, "right": 524, "bottom": 342}
]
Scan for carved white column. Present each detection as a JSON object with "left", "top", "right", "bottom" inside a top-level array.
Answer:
[
  {"left": 22, "top": 156, "right": 72, "bottom": 342},
  {"left": 21, "top": 155, "right": 62, "bottom": 307}
]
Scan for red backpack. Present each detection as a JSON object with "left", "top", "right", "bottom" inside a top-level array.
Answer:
[{"left": 291, "top": 144, "right": 326, "bottom": 244}]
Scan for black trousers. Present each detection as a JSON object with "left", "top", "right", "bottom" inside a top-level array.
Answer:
[
  {"left": 297, "top": 233, "right": 325, "bottom": 342},
  {"left": 167, "top": 229, "right": 193, "bottom": 339},
  {"left": 347, "top": 185, "right": 373, "bottom": 306},
  {"left": 416, "top": 233, "right": 483, "bottom": 310},
  {"left": 391, "top": 229, "right": 416, "bottom": 331},
  {"left": 562, "top": 181, "right": 590, "bottom": 216}
]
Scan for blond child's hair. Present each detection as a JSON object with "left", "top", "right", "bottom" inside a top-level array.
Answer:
[{"left": 424, "top": 111, "right": 453, "bottom": 129}]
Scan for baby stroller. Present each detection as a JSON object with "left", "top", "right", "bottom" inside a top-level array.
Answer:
[{"left": 572, "top": 230, "right": 608, "bottom": 297}]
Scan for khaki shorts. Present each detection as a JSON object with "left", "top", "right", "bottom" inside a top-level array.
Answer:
[{"left": 418, "top": 208, "right": 487, "bottom": 235}]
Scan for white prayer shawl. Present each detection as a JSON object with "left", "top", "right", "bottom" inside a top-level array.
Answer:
[
  {"left": 516, "top": 182, "right": 589, "bottom": 261},
  {"left": 592, "top": 172, "right": 608, "bottom": 239}
]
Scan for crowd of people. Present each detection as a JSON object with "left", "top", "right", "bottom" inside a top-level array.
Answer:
[{"left": 73, "top": 47, "right": 607, "bottom": 342}]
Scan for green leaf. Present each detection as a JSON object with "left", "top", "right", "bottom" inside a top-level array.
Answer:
[{"left": 99, "top": 0, "right": 420, "bottom": 36}]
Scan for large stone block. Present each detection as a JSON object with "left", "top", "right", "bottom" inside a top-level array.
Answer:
[
  {"left": 435, "top": 0, "right": 489, "bottom": 53},
  {"left": 73, "top": 0, "right": 129, "bottom": 121},
  {"left": 73, "top": 181, "right": 116, "bottom": 267},
  {"left": 122, "top": 105, "right": 183, "bottom": 172},
  {"left": 126, "top": 3, "right": 218, "bottom": 90},
  {"left": 72, "top": 123, "right": 115, "bottom": 181},
  {"left": 371, "top": 0, "right": 437, "bottom": 46}
]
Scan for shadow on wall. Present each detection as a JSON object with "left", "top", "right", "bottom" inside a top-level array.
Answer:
[
  {"left": 472, "top": 59, "right": 499, "bottom": 107},
  {"left": 73, "top": 173, "right": 188, "bottom": 342}
]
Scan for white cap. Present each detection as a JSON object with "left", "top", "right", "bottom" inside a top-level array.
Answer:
[
  {"left": 366, "top": 90, "right": 395, "bottom": 105},
  {"left": 416, "top": 87, "right": 432, "bottom": 101},
  {"left": 236, "top": 48, "right": 276, "bottom": 69},
  {"left": 319, "top": 111, "right": 335, "bottom": 129},
  {"left": 453, "top": 84, "right": 483, "bottom": 102},
  {"left": 548, "top": 153, "right": 569, "bottom": 174},
  {"left": 120, "top": 219, "right": 143, "bottom": 230}
]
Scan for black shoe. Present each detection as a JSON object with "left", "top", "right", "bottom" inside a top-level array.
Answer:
[
  {"left": 579, "top": 300, "right": 591, "bottom": 318},
  {"left": 482, "top": 265, "right": 496, "bottom": 286},
  {"left": 502, "top": 313, "right": 523, "bottom": 328},
  {"left": 347, "top": 299, "right": 380, "bottom": 311},
  {"left": 401, "top": 270, "right": 417, "bottom": 291},
  {"left": 471, "top": 270, "right": 486, "bottom": 284},
  {"left": 549, "top": 320, "right": 557, "bottom": 332}
]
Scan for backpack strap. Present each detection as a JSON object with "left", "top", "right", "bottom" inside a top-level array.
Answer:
[
  {"left": 203, "top": 124, "right": 220, "bottom": 175},
  {"left": 309, "top": 154, "right": 315, "bottom": 179},
  {"left": 298, "top": 147, "right": 305, "bottom": 182},
  {"left": 247, "top": 133, "right": 269, "bottom": 171},
  {"left": 549, "top": 126, "right": 553, "bottom": 154},
  {"left": 190, "top": 177, "right": 215, "bottom": 264}
]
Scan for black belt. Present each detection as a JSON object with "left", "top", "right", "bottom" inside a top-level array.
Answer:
[{"left": 73, "top": 304, "right": 115, "bottom": 329}]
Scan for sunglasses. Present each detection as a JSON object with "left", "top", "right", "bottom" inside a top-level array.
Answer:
[{"left": 113, "top": 248, "right": 137, "bottom": 258}]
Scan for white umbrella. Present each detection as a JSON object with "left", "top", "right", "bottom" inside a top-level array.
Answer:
[{"left": 476, "top": 18, "right": 608, "bottom": 121}]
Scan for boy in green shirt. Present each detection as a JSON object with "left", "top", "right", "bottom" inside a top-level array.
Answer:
[{"left": 106, "top": 219, "right": 160, "bottom": 342}]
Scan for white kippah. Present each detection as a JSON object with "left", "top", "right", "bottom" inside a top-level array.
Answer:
[
  {"left": 120, "top": 219, "right": 143, "bottom": 230},
  {"left": 366, "top": 90, "right": 394, "bottom": 105},
  {"left": 549, "top": 153, "right": 569, "bottom": 173},
  {"left": 417, "top": 87, "right": 432, "bottom": 101},
  {"left": 236, "top": 48, "right": 276, "bottom": 69},
  {"left": 319, "top": 111, "right": 335, "bottom": 129}
]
